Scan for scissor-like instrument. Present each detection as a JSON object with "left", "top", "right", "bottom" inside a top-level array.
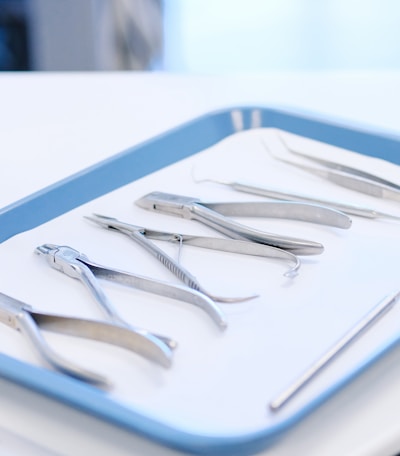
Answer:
[{"left": 85, "top": 214, "right": 304, "bottom": 305}]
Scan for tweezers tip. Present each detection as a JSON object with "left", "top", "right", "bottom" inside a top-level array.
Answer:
[
  {"left": 219, "top": 294, "right": 259, "bottom": 305},
  {"left": 84, "top": 213, "right": 104, "bottom": 220},
  {"left": 83, "top": 214, "right": 97, "bottom": 222},
  {"left": 83, "top": 213, "right": 115, "bottom": 227}
]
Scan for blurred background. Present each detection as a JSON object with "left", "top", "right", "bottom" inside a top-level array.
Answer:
[{"left": 1, "top": 0, "right": 399, "bottom": 73}]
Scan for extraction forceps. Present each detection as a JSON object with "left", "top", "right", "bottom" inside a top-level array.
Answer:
[
  {"left": 85, "top": 214, "right": 301, "bottom": 304},
  {"left": 135, "top": 191, "right": 352, "bottom": 256},
  {"left": 194, "top": 177, "right": 400, "bottom": 222},
  {"left": 263, "top": 136, "right": 400, "bottom": 202},
  {"left": 0, "top": 291, "right": 172, "bottom": 387},
  {"left": 35, "top": 244, "right": 227, "bottom": 338}
]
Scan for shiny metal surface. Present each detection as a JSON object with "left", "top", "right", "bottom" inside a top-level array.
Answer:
[
  {"left": 0, "top": 292, "right": 173, "bottom": 386},
  {"left": 86, "top": 212, "right": 302, "bottom": 300},
  {"left": 35, "top": 244, "right": 227, "bottom": 330},
  {"left": 280, "top": 134, "right": 400, "bottom": 191},
  {"left": 135, "top": 191, "right": 333, "bottom": 255},
  {"left": 266, "top": 136, "right": 400, "bottom": 202},
  {"left": 197, "top": 179, "right": 400, "bottom": 221},
  {"left": 85, "top": 214, "right": 266, "bottom": 302}
]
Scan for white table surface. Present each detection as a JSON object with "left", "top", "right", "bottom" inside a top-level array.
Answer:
[{"left": 1, "top": 70, "right": 400, "bottom": 456}]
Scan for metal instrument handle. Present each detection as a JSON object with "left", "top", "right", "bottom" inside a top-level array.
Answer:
[
  {"left": 228, "top": 182, "right": 384, "bottom": 220},
  {"left": 17, "top": 310, "right": 111, "bottom": 386},
  {"left": 127, "top": 229, "right": 253, "bottom": 303},
  {"left": 204, "top": 201, "right": 352, "bottom": 229},
  {"left": 84, "top": 260, "right": 228, "bottom": 329},
  {"left": 190, "top": 203, "right": 324, "bottom": 256}
]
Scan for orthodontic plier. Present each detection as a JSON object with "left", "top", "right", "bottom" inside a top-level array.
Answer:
[
  {"left": 0, "top": 291, "right": 171, "bottom": 387},
  {"left": 35, "top": 244, "right": 227, "bottom": 339},
  {"left": 134, "top": 191, "right": 352, "bottom": 255}
]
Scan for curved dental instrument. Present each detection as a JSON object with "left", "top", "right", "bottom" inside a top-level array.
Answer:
[
  {"left": 85, "top": 214, "right": 300, "bottom": 303},
  {"left": 35, "top": 244, "right": 227, "bottom": 330},
  {"left": 135, "top": 192, "right": 352, "bottom": 255},
  {"left": 86, "top": 214, "right": 301, "bottom": 278},
  {"left": 195, "top": 178, "right": 400, "bottom": 222},
  {"left": 278, "top": 134, "right": 400, "bottom": 192},
  {"left": 269, "top": 290, "right": 400, "bottom": 412},
  {"left": 263, "top": 137, "right": 400, "bottom": 202},
  {"left": 0, "top": 292, "right": 173, "bottom": 387}
]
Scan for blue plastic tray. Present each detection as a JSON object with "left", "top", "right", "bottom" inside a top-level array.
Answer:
[{"left": 1, "top": 106, "right": 400, "bottom": 455}]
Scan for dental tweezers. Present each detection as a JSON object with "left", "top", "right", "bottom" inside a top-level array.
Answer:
[
  {"left": 135, "top": 191, "right": 352, "bottom": 255},
  {"left": 85, "top": 215, "right": 301, "bottom": 303},
  {"left": 0, "top": 291, "right": 171, "bottom": 387},
  {"left": 264, "top": 136, "right": 400, "bottom": 202},
  {"left": 35, "top": 244, "right": 227, "bottom": 336}
]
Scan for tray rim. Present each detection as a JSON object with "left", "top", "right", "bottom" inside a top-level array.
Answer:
[
  {"left": 1, "top": 105, "right": 400, "bottom": 455},
  {"left": 1, "top": 104, "right": 400, "bottom": 244}
]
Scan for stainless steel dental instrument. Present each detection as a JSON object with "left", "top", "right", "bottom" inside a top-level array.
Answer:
[
  {"left": 85, "top": 215, "right": 301, "bottom": 304},
  {"left": 35, "top": 244, "right": 227, "bottom": 330},
  {"left": 194, "top": 177, "right": 400, "bottom": 222},
  {"left": 135, "top": 192, "right": 352, "bottom": 255},
  {"left": 0, "top": 291, "right": 173, "bottom": 387},
  {"left": 269, "top": 289, "right": 400, "bottom": 412},
  {"left": 279, "top": 134, "right": 400, "bottom": 192},
  {"left": 263, "top": 137, "right": 400, "bottom": 202}
]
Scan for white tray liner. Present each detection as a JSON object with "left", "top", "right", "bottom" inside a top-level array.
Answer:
[{"left": 1, "top": 128, "right": 400, "bottom": 436}]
